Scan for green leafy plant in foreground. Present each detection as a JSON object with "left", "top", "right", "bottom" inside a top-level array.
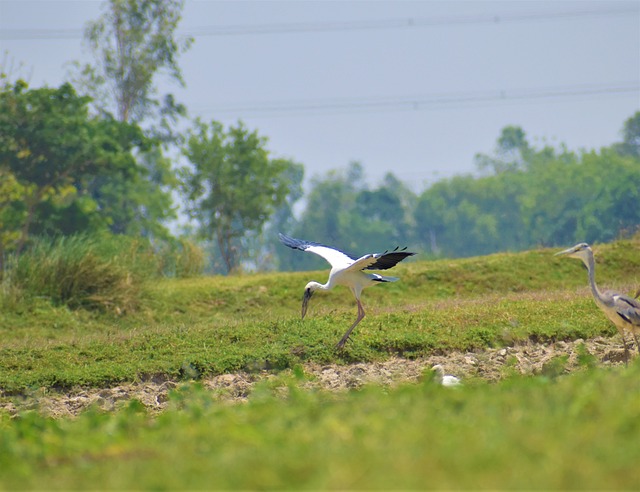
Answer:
[{"left": 1, "top": 361, "right": 639, "bottom": 490}]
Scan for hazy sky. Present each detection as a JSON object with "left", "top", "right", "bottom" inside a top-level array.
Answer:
[{"left": 1, "top": 0, "right": 639, "bottom": 191}]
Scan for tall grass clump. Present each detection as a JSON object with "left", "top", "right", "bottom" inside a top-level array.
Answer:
[
  {"left": 156, "top": 238, "right": 206, "bottom": 278},
  {"left": 2, "top": 235, "right": 157, "bottom": 313}
]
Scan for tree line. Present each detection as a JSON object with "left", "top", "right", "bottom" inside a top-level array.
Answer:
[
  {"left": 274, "top": 119, "right": 640, "bottom": 271},
  {"left": 1, "top": 0, "right": 639, "bottom": 275}
]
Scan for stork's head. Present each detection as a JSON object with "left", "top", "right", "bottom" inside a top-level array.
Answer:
[
  {"left": 301, "top": 281, "right": 321, "bottom": 319},
  {"left": 555, "top": 242, "right": 593, "bottom": 268}
]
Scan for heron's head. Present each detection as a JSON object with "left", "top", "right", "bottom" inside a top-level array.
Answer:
[
  {"left": 301, "top": 281, "right": 320, "bottom": 319},
  {"left": 555, "top": 243, "right": 592, "bottom": 268}
]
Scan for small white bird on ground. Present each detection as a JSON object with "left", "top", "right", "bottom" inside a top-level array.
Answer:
[
  {"left": 555, "top": 242, "right": 640, "bottom": 363},
  {"left": 432, "top": 365, "right": 462, "bottom": 387},
  {"left": 278, "top": 233, "right": 416, "bottom": 349}
]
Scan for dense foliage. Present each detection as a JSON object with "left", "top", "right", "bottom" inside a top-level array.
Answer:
[
  {"left": 415, "top": 143, "right": 640, "bottom": 257},
  {"left": 1, "top": 70, "right": 638, "bottom": 275},
  {"left": 180, "top": 120, "right": 303, "bottom": 273},
  {"left": 0, "top": 81, "right": 154, "bottom": 259},
  {"left": 277, "top": 115, "right": 640, "bottom": 270}
]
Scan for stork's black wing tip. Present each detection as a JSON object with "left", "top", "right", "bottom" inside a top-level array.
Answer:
[
  {"left": 278, "top": 232, "right": 294, "bottom": 245},
  {"left": 365, "top": 249, "right": 417, "bottom": 270},
  {"left": 278, "top": 232, "right": 309, "bottom": 252}
]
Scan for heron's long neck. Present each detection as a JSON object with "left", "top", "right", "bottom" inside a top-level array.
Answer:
[{"left": 584, "top": 254, "right": 605, "bottom": 304}]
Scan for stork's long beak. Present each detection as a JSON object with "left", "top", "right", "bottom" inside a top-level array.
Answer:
[{"left": 301, "top": 288, "right": 313, "bottom": 319}]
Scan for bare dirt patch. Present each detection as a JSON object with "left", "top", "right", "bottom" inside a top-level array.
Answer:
[{"left": 1, "top": 336, "right": 635, "bottom": 418}]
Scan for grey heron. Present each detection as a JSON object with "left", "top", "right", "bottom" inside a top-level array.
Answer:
[
  {"left": 555, "top": 242, "right": 640, "bottom": 363},
  {"left": 278, "top": 233, "right": 416, "bottom": 349}
]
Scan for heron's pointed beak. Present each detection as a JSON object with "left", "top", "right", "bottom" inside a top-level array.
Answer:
[
  {"left": 555, "top": 246, "right": 576, "bottom": 257},
  {"left": 302, "top": 288, "right": 313, "bottom": 319}
]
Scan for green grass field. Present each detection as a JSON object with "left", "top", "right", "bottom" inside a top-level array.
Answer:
[{"left": 1, "top": 238, "right": 640, "bottom": 489}]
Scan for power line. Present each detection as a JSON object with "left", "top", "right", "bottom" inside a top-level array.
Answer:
[
  {"left": 190, "top": 82, "right": 640, "bottom": 118},
  {"left": 186, "top": 6, "right": 639, "bottom": 36},
  {"left": 1, "top": 5, "right": 637, "bottom": 40}
]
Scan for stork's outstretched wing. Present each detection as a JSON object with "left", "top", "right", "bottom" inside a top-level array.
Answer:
[
  {"left": 364, "top": 247, "right": 415, "bottom": 271},
  {"left": 278, "top": 233, "right": 355, "bottom": 269},
  {"left": 346, "top": 250, "right": 415, "bottom": 273},
  {"left": 279, "top": 233, "right": 415, "bottom": 271}
]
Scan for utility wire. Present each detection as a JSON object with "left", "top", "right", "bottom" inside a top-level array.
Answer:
[
  {"left": 187, "top": 6, "right": 639, "bottom": 36},
  {"left": 190, "top": 82, "right": 640, "bottom": 118},
  {"left": 1, "top": 5, "right": 637, "bottom": 40}
]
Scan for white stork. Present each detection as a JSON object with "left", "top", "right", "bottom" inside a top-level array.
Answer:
[{"left": 278, "top": 233, "right": 416, "bottom": 349}]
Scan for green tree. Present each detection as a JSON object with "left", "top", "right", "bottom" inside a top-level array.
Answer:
[
  {"left": 0, "top": 81, "right": 167, "bottom": 261},
  {"left": 614, "top": 111, "right": 640, "bottom": 158},
  {"left": 68, "top": 0, "right": 191, "bottom": 239},
  {"left": 475, "top": 125, "right": 531, "bottom": 174},
  {"left": 278, "top": 167, "right": 355, "bottom": 272},
  {"left": 72, "top": 0, "right": 192, "bottom": 133},
  {"left": 83, "top": 144, "right": 178, "bottom": 238},
  {"left": 351, "top": 172, "right": 416, "bottom": 252},
  {"left": 263, "top": 162, "right": 305, "bottom": 271},
  {"left": 415, "top": 120, "right": 640, "bottom": 258},
  {"left": 414, "top": 175, "right": 508, "bottom": 257},
  {"left": 180, "top": 120, "right": 297, "bottom": 273},
  {"left": 0, "top": 170, "right": 26, "bottom": 271},
  {"left": 283, "top": 164, "right": 416, "bottom": 271}
]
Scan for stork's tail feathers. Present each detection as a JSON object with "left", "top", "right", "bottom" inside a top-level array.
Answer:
[{"left": 372, "top": 274, "right": 399, "bottom": 283}]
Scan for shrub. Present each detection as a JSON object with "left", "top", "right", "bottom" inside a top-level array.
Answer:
[
  {"left": 1, "top": 235, "right": 157, "bottom": 313},
  {"left": 156, "top": 238, "right": 206, "bottom": 278}
]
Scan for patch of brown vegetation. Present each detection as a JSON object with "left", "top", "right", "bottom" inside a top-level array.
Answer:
[{"left": 1, "top": 336, "right": 634, "bottom": 419}]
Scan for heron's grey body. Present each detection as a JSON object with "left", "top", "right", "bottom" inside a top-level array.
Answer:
[
  {"left": 556, "top": 243, "right": 640, "bottom": 362},
  {"left": 279, "top": 233, "right": 416, "bottom": 349}
]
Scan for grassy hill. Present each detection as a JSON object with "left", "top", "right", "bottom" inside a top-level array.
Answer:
[{"left": 1, "top": 237, "right": 639, "bottom": 393}]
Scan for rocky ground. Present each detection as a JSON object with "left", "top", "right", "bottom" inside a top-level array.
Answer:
[{"left": 1, "top": 335, "right": 635, "bottom": 419}]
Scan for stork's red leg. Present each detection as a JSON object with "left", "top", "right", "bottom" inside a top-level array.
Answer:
[{"left": 336, "top": 299, "right": 365, "bottom": 349}]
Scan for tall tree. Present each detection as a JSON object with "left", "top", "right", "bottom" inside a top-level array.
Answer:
[
  {"left": 475, "top": 125, "right": 531, "bottom": 174},
  {"left": 72, "top": 0, "right": 192, "bottom": 133},
  {"left": 69, "top": 0, "right": 191, "bottom": 238},
  {"left": 180, "top": 120, "right": 297, "bottom": 273},
  {"left": 263, "top": 161, "right": 304, "bottom": 271},
  {"left": 615, "top": 111, "right": 640, "bottom": 158}
]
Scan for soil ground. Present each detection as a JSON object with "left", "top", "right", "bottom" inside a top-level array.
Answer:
[{"left": 1, "top": 335, "right": 636, "bottom": 418}]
